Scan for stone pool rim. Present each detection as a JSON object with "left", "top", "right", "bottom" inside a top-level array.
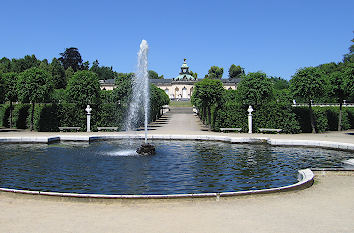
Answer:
[{"left": 0, "top": 134, "right": 353, "bottom": 199}]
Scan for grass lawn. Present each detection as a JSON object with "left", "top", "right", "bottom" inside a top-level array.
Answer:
[{"left": 169, "top": 100, "right": 193, "bottom": 107}]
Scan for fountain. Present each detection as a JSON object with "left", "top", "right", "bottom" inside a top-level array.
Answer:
[{"left": 126, "top": 40, "right": 155, "bottom": 155}]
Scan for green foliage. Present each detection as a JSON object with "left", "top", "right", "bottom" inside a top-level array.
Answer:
[
  {"left": 148, "top": 70, "right": 159, "bottom": 79},
  {"left": 228, "top": 64, "right": 244, "bottom": 80},
  {"left": 65, "top": 70, "right": 101, "bottom": 106},
  {"left": 346, "top": 108, "right": 354, "bottom": 129},
  {"left": 49, "top": 58, "right": 66, "bottom": 89},
  {"left": 57, "top": 103, "right": 86, "bottom": 129},
  {"left": 292, "top": 106, "right": 352, "bottom": 133},
  {"left": 96, "top": 103, "right": 126, "bottom": 129},
  {"left": 0, "top": 57, "right": 12, "bottom": 73},
  {"left": 269, "top": 76, "right": 289, "bottom": 90},
  {"left": 207, "top": 66, "right": 224, "bottom": 79},
  {"left": 290, "top": 67, "right": 325, "bottom": 103},
  {"left": 0, "top": 74, "right": 5, "bottom": 103},
  {"left": 150, "top": 84, "right": 170, "bottom": 121},
  {"left": 59, "top": 47, "right": 83, "bottom": 72},
  {"left": 253, "top": 103, "right": 301, "bottom": 133},
  {"left": 213, "top": 103, "right": 248, "bottom": 131},
  {"left": 17, "top": 67, "right": 54, "bottom": 103},
  {"left": 65, "top": 67, "right": 75, "bottom": 80},
  {"left": 343, "top": 34, "right": 354, "bottom": 63},
  {"left": 32, "top": 104, "right": 59, "bottom": 131},
  {"left": 189, "top": 70, "right": 198, "bottom": 79},
  {"left": 2, "top": 72, "right": 18, "bottom": 103},
  {"left": 12, "top": 104, "right": 30, "bottom": 129},
  {"left": 113, "top": 73, "right": 133, "bottom": 104},
  {"left": 0, "top": 104, "right": 10, "bottom": 127},
  {"left": 11, "top": 55, "right": 40, "bottom": 73},
  {"left": 51, "top": 89, "right": 66, "bottom": 103},
  {"left": 192, "top": 79, "right": 224, "bottom": 126},
  {"left": 236, "top": 72, "right": 274, "bottom": 105},
  {"left": 90, "top": 60, "right": 115, "bottom": 80}
]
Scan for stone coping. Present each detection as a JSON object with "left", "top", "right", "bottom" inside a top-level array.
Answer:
[
  {"left": 0, "top": 169, "right": 314, "bottom": 199},
  {"left": 0, "top": 134, "right": 353, "bottom": 151}
]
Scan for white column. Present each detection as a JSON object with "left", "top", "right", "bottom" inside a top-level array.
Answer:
[
  {"left": 247, "top": 105, "right": 253, "bottom": 134},
  {"left": 85, "top": 105, "right": 92, "bottom": 132}
]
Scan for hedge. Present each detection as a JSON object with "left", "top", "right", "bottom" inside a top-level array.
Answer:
[
  {"left": 199, "top": 100, "right": 354, "bottom": 134},
  {"left": 213, "top": 103, "right": 301, "bottom": 133},
  {"left": 292, "top": 106, "right": 351, "bottom": 133},
  {"left": 0, "top": 102, "right": 164, "bottom": 132}
]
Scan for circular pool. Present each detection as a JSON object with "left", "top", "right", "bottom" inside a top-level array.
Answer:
[{"left": 0, "top": 140, "right": 352, "bottom": 195}]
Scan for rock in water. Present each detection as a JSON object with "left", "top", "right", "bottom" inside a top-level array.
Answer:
[{"left": 136, "top": 143, "right": 156, "bottom": 155}]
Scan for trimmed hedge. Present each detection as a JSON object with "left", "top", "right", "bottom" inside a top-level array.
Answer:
[
  {"left": 293, "top": 106, "right": 351, "bottom": 133},
  {"left": 213, "top": 103, "right": 301, "bottom": 133}
]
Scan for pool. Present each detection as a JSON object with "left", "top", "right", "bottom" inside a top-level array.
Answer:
[{"left": 0, "top": 140, "right": 352, "bottom": 195}]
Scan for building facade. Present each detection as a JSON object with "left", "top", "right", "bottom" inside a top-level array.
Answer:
[{"left": 100, "top": 59, "right": 240, "bottom": 100}]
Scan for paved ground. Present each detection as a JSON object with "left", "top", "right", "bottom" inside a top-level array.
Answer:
[{"left": 0, "top": 107, "right": 354, "bottom": 232}]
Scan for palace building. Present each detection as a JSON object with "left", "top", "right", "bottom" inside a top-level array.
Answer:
[{"left": 100, "top": 59, "right": 240, "bottom": 100}]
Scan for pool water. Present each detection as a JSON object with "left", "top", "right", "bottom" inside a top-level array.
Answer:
[{"left": 0, "top": 140, "right": 352, "bottom": 195}]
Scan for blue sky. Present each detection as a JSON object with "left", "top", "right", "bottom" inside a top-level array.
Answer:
[{"left": 1, "top": 0, "right": 353, "bottom": 80}]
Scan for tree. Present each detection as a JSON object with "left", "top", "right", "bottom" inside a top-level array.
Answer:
[
  {"left": 49, "top": 58, "right": 66, "bottom": 89},
  {"left": 148, "top": 70, "right": 158, "bottom": 79},
  {"left": 17, "top": 67, "right": 53, "bottom": 130},
  {"left": 0, "top": 74, "right": 5, "bottom": 103},
  {"left": 59, "top": 47, "right": 83, "bottom": 71},
  {"left": 236, "top": 72, "right": 274, "bottom": 105},
  {"left": 113, "top": 73, "right": 134, "bottom": 104},
  {"left": 290, "top": 67, "right": 325, "bottom": 133},
  {"left": 11, "top": 55, "right": 40, "bottom": 73},
  {"left": 207, "top": 66, "right": 223, "bottom": 79},
  {"left": 2, "top": 72, "right": 18, "bottom": 127},
  {"left": 0, "top": 57, "right": 12, "bottom": 73},
  {"left": 65, "top": 70, "right": 101, "bottom": 106},
  {"left": 81, "top": 61, "right": 90, "bottom": 71},
  {"left": 328, "top": 63, "right": 354, "bottom": 130},
  {"left": 65, "top": 66, "right": 75, "bottom": 81},
  {"left": 191, "top": 79, "right": 224, "bottom": 128},
  {"left": 189, "top": 70, "right": 198, "bottom": 79},
  {"left": 343, "top": 33, "right": 354, "bottom": 63},
  {"left": 228, "top": 64, "right": 244, "bottom": 80},
  {"left": 90, "top": 60, "right": 116, "bottom": 80}
]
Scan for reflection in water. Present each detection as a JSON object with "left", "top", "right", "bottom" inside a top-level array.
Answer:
[{"left": 0, "top": 141, "right": 352, "bottom": 195}]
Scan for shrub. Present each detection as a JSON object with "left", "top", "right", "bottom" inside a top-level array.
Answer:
[{"left": 12, "top": 104, "right": 30, "bottom": 129}]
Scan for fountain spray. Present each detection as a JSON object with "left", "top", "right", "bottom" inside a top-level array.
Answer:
[{"left": 127, "top": 40, "right": 155, "bottom": 155}]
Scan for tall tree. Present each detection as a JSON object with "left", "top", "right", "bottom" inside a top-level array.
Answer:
[
  {"left": 90, "top": 60, "right": 116, "bottom": 80},
  {"left": 328, "top": 63, "right": 354, "bottom": 130},
  {"left": 17, "top": 67, "right": 53, "bottom": 131},
  {"left": 207, "top": 66, "right": 223, "bottom": 79},
  {"left": 113, "top": 73, "right": 134, "bottom": 104},
  {"left": 0, "top": 57, "right": 12, "bottom": 73},
  {"left": 65, "top": 70, "right": 101, "bottom": 106},
  {"left": 191, "top": 79, "right": 224, "bottom": 128},
  {"left": 290, "top": 67, "right": 325, "bottom": 133},
  {"left": 65, "top": 66, "right": 75, "bottom": 81},
  {"left": 49, "top": 58, "right": 66, "bottom": 89},
  {"left": 189, "top": 70, "right": 198, "bottom": 79},
  {"left": 237, "top": 72, "right": 274, "bottom": 105},
  {"left": 2, "top": 72, "right": 18, "bottom": 128},
  {"left": 228, "top": 64, "right": 244, "bottom": 80},
  {"left": 0, "top": 74, "right": 5, "bottom": 103},
  {"left": 148, "top": 70, "right": 159, "bottom": 79},
  {"left": 58, "top": 47, "right": 83, "bottom": 71},
  {"left": 11, "top": 55, "right": 40, "bottom": 73},
  {"left": 343, "top": 33, "right": 354, "bottom": 63}
]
